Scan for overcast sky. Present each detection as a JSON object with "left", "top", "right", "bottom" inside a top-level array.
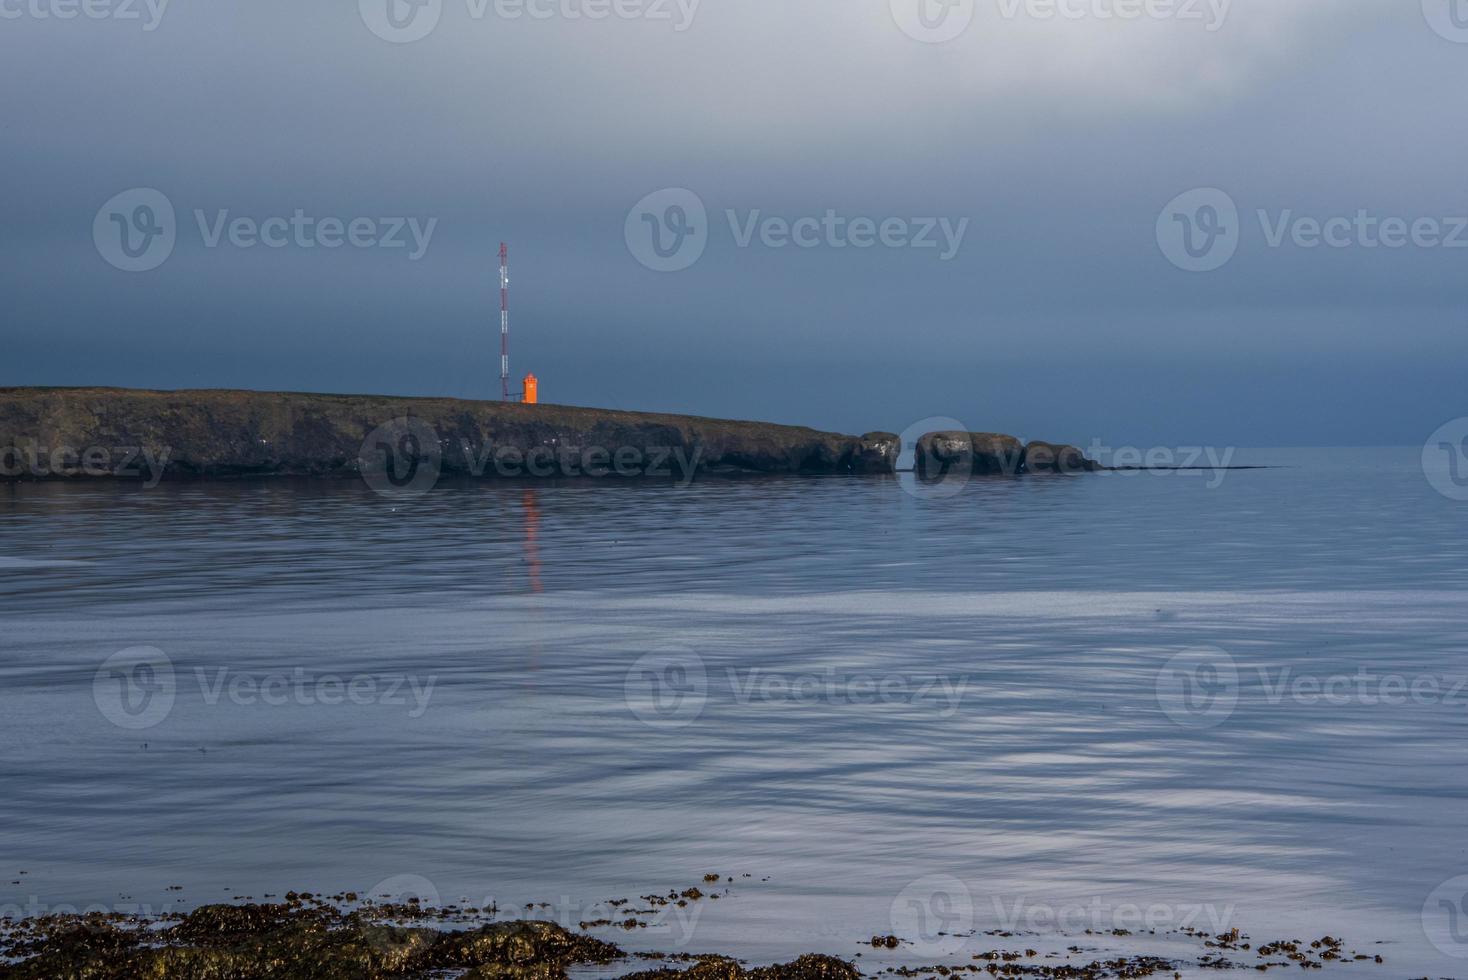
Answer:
[{"left": 2, "top": 0, "right": 1465, "bottom": 445}]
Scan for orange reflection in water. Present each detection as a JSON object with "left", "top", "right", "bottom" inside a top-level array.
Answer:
[
  {"left": 518, "top": 488, "right": 546, "bottom": 678},
  {"left": 521, "top": 488, "right": 543, "bottom": 595}
]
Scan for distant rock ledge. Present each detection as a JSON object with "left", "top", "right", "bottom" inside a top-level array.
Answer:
[
  {"left": 0, "top": 387, "right": 901, "bottom": 480},
  {"left": 913, "top": 431, "right": 1103, "bottom": 478}
]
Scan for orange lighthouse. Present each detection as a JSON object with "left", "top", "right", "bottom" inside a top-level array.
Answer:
[{"left": 522, "top": 374, "right": 538, "bottom": 405}]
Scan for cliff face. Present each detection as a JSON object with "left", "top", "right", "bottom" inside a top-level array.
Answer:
[{"left": 0, "top": 388, "right": 900, "bottom": 481}]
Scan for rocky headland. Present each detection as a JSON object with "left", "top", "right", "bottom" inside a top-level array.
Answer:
[
  {"left": 0, "top": 883, "right": 1384, "bottom": 979},
  {"left": 0, "top": 388, "right": 1123, "bottom": 484},
  {"left": 0, "top": 388, "right": 900, "bottom": 482}
]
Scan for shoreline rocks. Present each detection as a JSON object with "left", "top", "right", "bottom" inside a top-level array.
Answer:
[
  {"left": 914, "top": 431, "right": 1101, "bottom": 479},
  {"left": 0, "top": 388, "right": 901, "bottom": 481},
  {"left": 913, "top": 432, "right": 1025, "bottom": 479}
]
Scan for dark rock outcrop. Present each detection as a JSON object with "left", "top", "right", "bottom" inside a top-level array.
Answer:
[
  {"left": 0, "top": 388, "right": 899, "bottom": 482},
  {"left": 913, "top": 431, "right": 1025, "bottom": 479},
  {"left": 853, "top": 432, "right": 900, "bottom": 474},
  {"left": 913, "top": 432, "right": 1101, "bottom": 479},
  {"left": 619, "top": 954, "right": 861, "bottom": 980},
  {"left": 0, "top": 905, "right": 624, "bottom": 980},
  {"left": 1022, "top": 441, "right": 1102, "bottom": 474}
]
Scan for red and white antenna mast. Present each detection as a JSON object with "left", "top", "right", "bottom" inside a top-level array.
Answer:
[{"left": 499, "top": 242, "right": 510, "bottom": 401}]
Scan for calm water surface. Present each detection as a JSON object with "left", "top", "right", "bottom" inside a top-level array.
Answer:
[{"left": 3, "top": 448, "right": 1467, "bottom": 976}]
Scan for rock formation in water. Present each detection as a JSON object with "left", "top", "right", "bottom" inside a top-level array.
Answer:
[
  {"left": 0, "top": 896, "right": 865, "bottom": 980},
  {"left": 913, "top": 431, "right": 1101, "bottom": 478},
  {"left": 1020, "top": 441, "right": 1104, "bottom": 474},
  {"left": 0, "top": 388, "right": 901, "bottom": 481}
]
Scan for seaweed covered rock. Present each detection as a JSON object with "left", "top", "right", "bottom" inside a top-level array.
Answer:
[
  {"left": 0, "top": 904, "right": 622, "bottom": 980},
  {"left": 421, "top": 920, "right": 623, "bottom": 973},
  {"left": 620, "top": 954, "right": 861, "bottom": 980}
]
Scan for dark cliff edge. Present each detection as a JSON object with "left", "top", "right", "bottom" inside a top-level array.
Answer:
[{"left": 0, "top": 387, "right": 900, "bottom": 481}]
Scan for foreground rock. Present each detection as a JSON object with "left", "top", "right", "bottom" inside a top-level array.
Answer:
[
  {"left": 914, "top": 432, "right": 1100, "bottom": 479},
  {"left": 621, "top": 954, "right": 861, "bottom": 980},
  {"left": 0, "top": 388, "right": 899, "bottom": 481},
  {"left": 0, "top": 904, "right": 621, "bottom": 980},
  {"left": 0, "top": 887, "right": 1385, "bottom": 980},
  {"left": 0, "top": 901, "right": 860, "bottom": 980}
]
